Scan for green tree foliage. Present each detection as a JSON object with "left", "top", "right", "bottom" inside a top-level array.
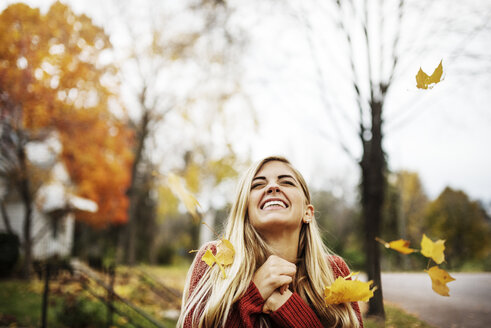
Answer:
[
  {"left": 424, "top": 187, "right": 491, "bottom": 268},
  {"left": 312, "top": 190, "right": 364, "bottom": 269},
  {"left": 382, "top": 171, "right": 429, "bottom": 270}
]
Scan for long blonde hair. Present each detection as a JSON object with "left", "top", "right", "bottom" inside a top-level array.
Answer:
[{"left": 178, "top": 156, "right": 360, "bottom": 327}]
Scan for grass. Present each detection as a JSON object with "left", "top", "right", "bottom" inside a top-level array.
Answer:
[
  {"left": 0, "top": 265, "right": 185, "bottom": 328},
  {"left": 364, "top": 303, "right": 436, "bottom": 328},
  {"left": 1, "top": 265, "right": 433, "bottom": 328},
  {"left": 0, "top": 279, "right": 62, "bottom": 327}
]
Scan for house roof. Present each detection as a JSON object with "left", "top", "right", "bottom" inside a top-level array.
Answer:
[{"left": 36, "top": 182, "right": 98, "bottom": 213}]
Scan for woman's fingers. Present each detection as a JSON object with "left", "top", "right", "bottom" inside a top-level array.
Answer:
[
  {"left": 278, "top": 263, "right": 296, "bottom": 278},
  {"left": 253, "top": 255, "right": 296, "bottom": 299},
  {"left": 279, "top": 284, "right": 288, "bottom": 295}
]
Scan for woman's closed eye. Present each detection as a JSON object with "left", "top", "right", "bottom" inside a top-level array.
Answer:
[
  {"left": 251, "top": 181, "right": 266, "bottom": 189},
  {"left": 280, "top": 180, "right": 296, "bottom": 186},
  {"left": 251, "top": 183, "right": 262, "bottom": 189},
  {"left": 251, "top": 180, "right": 296, "bottom": 190}
]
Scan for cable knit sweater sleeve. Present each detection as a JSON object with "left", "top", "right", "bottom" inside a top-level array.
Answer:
[{"left": 268, "top": 291, "right": 324, "bottom": 327}]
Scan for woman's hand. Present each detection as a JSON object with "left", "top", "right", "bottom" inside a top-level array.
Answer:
[
  {"left": 252, "top": 255, "right": 296, "bottom": 300},
  {"left": 262, "top": 289, "right": 292, "bottom": 313}
]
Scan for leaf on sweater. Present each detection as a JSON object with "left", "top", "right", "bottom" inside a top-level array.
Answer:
[
  {"left": 376, "top": 237, "right": 417, "bottom": 254},
  {"left": 324, "top": 273, "right": 376, "bottom": 305},
  {"left": 167, "top": 172, "right": 201, "bottom": 222},
  {"left": 201, "top": 238, "right": 235, "bottom": 278},
  {"left": 426, "top": 266, "right": 455, "bottom": 296},
  {"left": 421, "top": 234, "right": 445, "bottom": 264},
  {"left": 416, "top": 60, "right": 443, "bottom": 89}
]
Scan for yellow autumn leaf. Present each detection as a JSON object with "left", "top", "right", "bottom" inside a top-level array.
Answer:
[
  {"left": 376, "top": 237, "right": 417, "bottom": 255},
  {"left": 201, "top": 249, "right": 219, "bottom": 266},
  {"left": 426, "top": 266, "right": 455, "bottom": 296},
  {"left": 416, "top": 60, "right": 444, "bottom": 89},
  {"left": 201, "top": 238, "right": 235, "bottom": 278},
  {"left": 324, "top": 273, "right": 376, "bottom": 305},
  {"left": 167, "top": 172, "right": 201, "bottom": 222},
  {"left": 215, "top": 238, "right": 235, "bottom": 266},
  {"left": 420, "top": 234, "right": 445, "bottom": 264}
]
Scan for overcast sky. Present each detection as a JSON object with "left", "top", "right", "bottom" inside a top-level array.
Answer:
[
  {"left": 4, "top": 0, "right": 491, "bottom": 208},
  {"left": 234, "top": 0, "right": 491, "bottom": 207}
]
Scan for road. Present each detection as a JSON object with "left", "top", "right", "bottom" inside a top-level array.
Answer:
[{"left": 380, "top": 272, "right": 491, "bottom": 328}]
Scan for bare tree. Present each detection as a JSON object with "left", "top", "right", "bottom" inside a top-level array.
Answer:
[
  {"left": 103, "top": 0, "right": 247, "bottom": 265},
  {"left": 286, "top": 0, "right": 491, "bottom": 319}
]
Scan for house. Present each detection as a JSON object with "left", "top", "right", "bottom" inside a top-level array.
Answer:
[{"left": 0, "top": 133, "right": 97, "bottom": 260}]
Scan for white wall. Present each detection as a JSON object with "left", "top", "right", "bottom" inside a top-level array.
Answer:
[{"left": 0, "top": 201, "right": 74, "bottom": 260}]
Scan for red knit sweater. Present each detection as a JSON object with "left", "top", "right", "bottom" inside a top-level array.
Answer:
[{"left": 183, "top": 244, "right": 364, "bottom": 328}]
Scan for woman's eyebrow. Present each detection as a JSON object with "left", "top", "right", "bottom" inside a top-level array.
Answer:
[
  {"left": 278, "top": 174, "right": 296, "bottom": 181},
  {"left": 252, "top": 175, "right": 296, "bottom": 182}
]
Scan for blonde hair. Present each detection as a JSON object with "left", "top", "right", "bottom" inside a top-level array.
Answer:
[{"left": 178, "top": 156, "right": 360, "bottom": 327}]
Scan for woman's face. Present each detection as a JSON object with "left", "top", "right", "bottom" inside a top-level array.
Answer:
[{"left": 247, "top": 161, "right": 313, "bottom": 237}]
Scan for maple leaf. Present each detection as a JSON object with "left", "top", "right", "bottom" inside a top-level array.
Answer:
[
  {"left": 416, "top": 60, "right": 444, "bottom": 89},
  {"left": 376, "top": 237, "right": 417, "bottom": 255},
  {"left": 420, "top": 234, "right": 445, "bottom": 264},
  {"left": 426, "top": 266, "right": 455, "bottom": 296},
  {"left": 201, "top": 239, "right": 235, "bottom": 278},
  {"left": 324, "top": 273, "right": 376, "bottom": 305},
  {"left": 167, "top": 172, "right": 201, "bottom": 222}
]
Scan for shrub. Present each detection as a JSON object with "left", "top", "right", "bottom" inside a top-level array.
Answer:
[
  {"left": 56, "top": 298, "right": 106, "bottom": 328},
  {"left": 0, "top": 233, "right": 20, "bottom": 277}
]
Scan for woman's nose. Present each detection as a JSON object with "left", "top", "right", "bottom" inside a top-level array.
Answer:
[{"left": 267, "top": 184, "right": 280, "bottom": 193}]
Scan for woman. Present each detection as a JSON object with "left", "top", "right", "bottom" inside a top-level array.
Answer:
[{"left": 178, "top": 156, "right": 363, "bottom": 327}]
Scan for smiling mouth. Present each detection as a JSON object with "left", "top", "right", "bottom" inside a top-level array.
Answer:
[{"left": 261, "top": 200, "right": 288, "bottom": 210}]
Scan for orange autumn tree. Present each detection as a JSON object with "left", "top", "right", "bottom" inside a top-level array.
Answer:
[{"left": 0, "top": 1, "right": 132, "bottom": 235}]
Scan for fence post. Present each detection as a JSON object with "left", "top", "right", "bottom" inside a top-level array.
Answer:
[
  {"left": 106, "top": 264, "right": 115, "bottom": 328},
  {"left": 41, "top": 261, "right": 51, "bottom": 328}
]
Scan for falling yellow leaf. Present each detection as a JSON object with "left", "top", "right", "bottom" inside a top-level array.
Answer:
[
  {"left": 421, "top": 234, "right": 445, "bottom": 264},
  {"left": 426, "top": 266, "right": 455, "bottom": 296},
  {"left": 201, "top": 238, "right": 235, "bottom": 278},
  {"left": 376, "top": 237, "right": 417, "bottom": 255},
  {"left": 215, "top": 238, "right": 235, "bottom": 266},
  {"left": 167, "top": 172, "right": 201, "bottom": 222},
  {"left": 324, "top": 273, "right": 376, "bottom": 305},
  {"left": 416, "top": 60, "right": 444, "bottom": 89}
]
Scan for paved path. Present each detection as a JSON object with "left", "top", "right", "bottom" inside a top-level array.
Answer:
[{"left": 381, "top": 272, "right": 491, "bottom": 328}]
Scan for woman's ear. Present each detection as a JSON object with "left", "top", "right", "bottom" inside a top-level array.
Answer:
[{"left": 302, "top": 204, "right": 315, "bottom": 223}]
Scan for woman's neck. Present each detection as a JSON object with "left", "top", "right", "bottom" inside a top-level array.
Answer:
[{"left": 263, "top": 232, "right": 300, "bottom": 263}]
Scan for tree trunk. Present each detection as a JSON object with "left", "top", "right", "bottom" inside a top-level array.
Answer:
[
  {"left": 126, "top": 111, "right": 150, "bottom": 266},
  {"left": 360, "top": 99, "right": 386, "bottom": 318},
  {"left": 18, "top": 145, "right": 33, "bottom": 280},
  {"left": 126, "top": 189, "right": 138, "bottom": 266}
]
